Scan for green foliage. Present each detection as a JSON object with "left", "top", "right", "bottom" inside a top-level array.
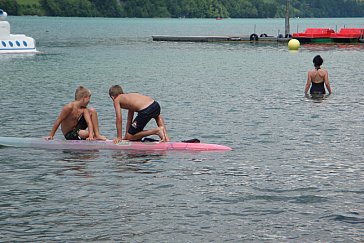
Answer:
[
  {"left": 1, "top": 0, "right": 364, "bottom": 17},
  {"left": 16, "top": 0, "right": 41, "bottom": 15},
  {"left": 91, "top": 0, "right": 123, "bottom": 17},
  {"left": 220, "top": 0, "right": 257, "bottom": 18},
  {"left": 40, "top": 0, "right": 99, "bottom": 17},
  {"left": 18, "top": 4, "right": 42, "bottom": 15},
  {"left": 0, "top": 0, "right": 19, "bottom": 15}
]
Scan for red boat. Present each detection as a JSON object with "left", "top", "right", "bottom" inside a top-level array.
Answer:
[{"left": 293, "top": 28, "right": 364, "bottom": 44}]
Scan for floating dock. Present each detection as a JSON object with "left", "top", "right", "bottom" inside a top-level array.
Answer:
[{"left": 152, "top": 35, "right": 291, "bottom": 43}]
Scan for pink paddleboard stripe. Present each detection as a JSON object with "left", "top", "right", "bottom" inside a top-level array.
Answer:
[{"left": 0, "top": 137, "right": 232, "bottom": 151}]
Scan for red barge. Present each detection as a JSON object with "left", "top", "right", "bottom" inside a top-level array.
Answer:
[{"left": 293, "top": 28, "right": 364, "bottom": 44}]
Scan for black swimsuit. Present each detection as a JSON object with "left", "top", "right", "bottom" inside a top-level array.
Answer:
[
  {"left": 310, "top": 82, "right": 325, "bottom": 94},
  {"left": 310, "top": 68, "right": 326, "bottom": 95},
  {"left": 128, "top": 101, "right": 161, "bottom": 135},
  {"left": 64, "top": 115, "right": 88, "bottom": 140}
]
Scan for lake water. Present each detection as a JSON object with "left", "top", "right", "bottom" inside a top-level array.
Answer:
[{"left": 0, "top": 16, "right": 363, "bottom": 242}]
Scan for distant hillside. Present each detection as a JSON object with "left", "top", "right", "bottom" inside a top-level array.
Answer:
[{"left": 1, "top": 0, "right": 364, "bottom": 18}]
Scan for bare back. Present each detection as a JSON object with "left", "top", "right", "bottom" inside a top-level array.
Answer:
[
  {"left": 305, "top": 67, "right": 332, "bottom": 95},
  {"left": 116, "top": 93, "right": 154, "bottom": 112},
  {"left": 309, "top": 68, "right": 327, "bottom": 83}
]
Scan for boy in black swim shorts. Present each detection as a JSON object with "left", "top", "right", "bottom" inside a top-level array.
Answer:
[
  {"left": 46, "top": 86, "right": 106, "bottom": 141},
  {"left": 64, "top": 115, "right": 88, "bottom": 140},
  {"left": 109, "top": 85, "right": 169, "bottom": 143}
]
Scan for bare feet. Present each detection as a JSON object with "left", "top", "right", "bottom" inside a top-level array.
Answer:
[{"left": 95, "top": 135, "right": 107, "bottom": 141}]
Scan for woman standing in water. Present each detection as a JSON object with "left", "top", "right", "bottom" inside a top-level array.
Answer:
[{"left": 304, "top": 55, "right": 332, "bottom": 96}]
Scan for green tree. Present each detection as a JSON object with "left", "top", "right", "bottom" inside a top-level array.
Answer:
[
  {"left": 255, "top": 0, "right": 278, "bottom": 17},
  {"left": 91, "top": 0, "right": 123, "bottom": 17},
  {"left": 0, "top": 0, "right": 19, "bottom": 15},
  {"left": 40, "top": 0, "right": 61, "bottom": 16},
  {"left": 4, "top": 0, "right": 364, "bottom": 18},
  {"left": 221, "top": 0, "right": 258, "bottom": 18},
  {"left": 41, "top": 0, "right": 98, "bottom": 16}
]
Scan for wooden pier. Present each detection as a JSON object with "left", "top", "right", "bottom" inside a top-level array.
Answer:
[{"left": 152, "top": 35, "right": 291, "bottom": 43}]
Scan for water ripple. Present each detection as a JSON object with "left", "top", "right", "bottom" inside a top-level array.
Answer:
[{"left": 1, "top": 17, "right": 364, "bottom": 242}]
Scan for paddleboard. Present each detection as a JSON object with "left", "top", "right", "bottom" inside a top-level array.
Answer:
[{"left": 0, "top": 137, "right": 232, "bottom": 152}]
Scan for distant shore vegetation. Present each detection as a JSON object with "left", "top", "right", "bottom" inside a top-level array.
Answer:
[{"left": 1, "top": 0, "right": 364, "bottom": 18}]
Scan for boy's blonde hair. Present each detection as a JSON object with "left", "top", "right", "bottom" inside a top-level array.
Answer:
[
  {"left": 109, "top": 85, "right": 124, "bottom": 98},
  {"left": 75, "top": 86, "right": 91, "bottom": 100}
]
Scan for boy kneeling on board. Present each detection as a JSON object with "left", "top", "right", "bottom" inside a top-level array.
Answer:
[
  {"left": 46, "top": 86, "right": 106, "bottom": 141},
  {"left": 109, "top": 85, "right": 169, "bottom": 143}
]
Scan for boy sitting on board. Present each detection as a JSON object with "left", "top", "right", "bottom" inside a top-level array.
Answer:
[
  {"left": 109, "top": 85, "right": 169, "bottom": 143},
  {"left": 46, "top": 86, "right": 106, "bottom": 141}
]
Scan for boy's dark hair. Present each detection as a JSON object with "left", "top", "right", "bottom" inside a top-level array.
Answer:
[
  {"left": 313, "top": 55, "right": 323, "bottom": 67},
  {"left": 109, "top": 85, "right": 124, "bottom": 98}
]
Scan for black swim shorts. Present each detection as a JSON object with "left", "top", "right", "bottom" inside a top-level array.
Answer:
[
  {"left": 128, "top": 101, "right": 161, "bottom": 135},
  {"left": 64, "top": 115, "right": 88, "bottom": 140}
]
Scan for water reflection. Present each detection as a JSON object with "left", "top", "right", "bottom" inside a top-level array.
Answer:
[
  {"left": 305, "top": 93, "right": 331, "bottom": 103},
  {"left": 61, "top": 150, "right": 100, "bottom": 161},
  {"left": 47, "top": 149, "right": 167, "bottom": 177},
  {"left": 302, "top": 43, "right": 364, "bottom": 51},
  {"left": 323, "top": 212, "right": 364, "bottom": 224},
  {"left": 0, "top": 53, "right": 38, "bottom": 61},
  {"left": 110, "top": 151, "right": 165, "bottom": 174},
  {"left": 55, "top": 150, "right": 100, "bottom": 178}
]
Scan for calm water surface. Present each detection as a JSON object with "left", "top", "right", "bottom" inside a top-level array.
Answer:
[{"left": 0, "top": 17, "right": 363, "bottom": 242}]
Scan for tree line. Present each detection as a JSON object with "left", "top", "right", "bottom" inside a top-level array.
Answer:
[{"left": 1, "top": 0, "right": 364, "bottom": 18}]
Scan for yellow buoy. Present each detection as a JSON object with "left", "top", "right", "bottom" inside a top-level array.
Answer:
[{"left": 288, "top": 39, "right": 300, "bottom": 50}]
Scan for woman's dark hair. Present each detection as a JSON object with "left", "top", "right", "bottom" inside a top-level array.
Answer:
[{"left": 313, "top": 55, "right": 323, "bottom": 67}]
